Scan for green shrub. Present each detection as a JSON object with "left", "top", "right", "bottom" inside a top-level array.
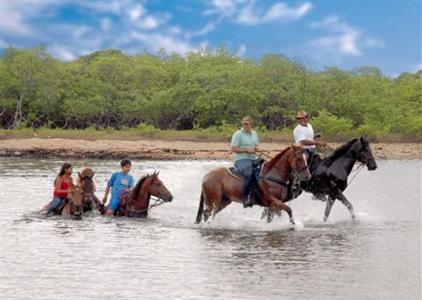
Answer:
[{"left": 312, "top": 110, "right": 353, "bottom": 139}]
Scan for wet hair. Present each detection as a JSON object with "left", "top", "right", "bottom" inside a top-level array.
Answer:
[
  {"left": 120, "top": 159, "right": 132, "bottom": 167},
  {"left": 58, "top": 163, "right": 72, "bottom": 177}
]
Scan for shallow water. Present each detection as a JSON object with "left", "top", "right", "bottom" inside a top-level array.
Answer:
[{"left": 0, "top": 158, "right": 420, "bottom": 300}]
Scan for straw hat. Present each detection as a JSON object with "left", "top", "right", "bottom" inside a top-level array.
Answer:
[{"left": 296, "top": 110, "right": 308, "bottom": 119}]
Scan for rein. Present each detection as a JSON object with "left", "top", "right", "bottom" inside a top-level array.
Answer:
[
  {"left": 259, "top": 175, "right": 289, "bottom": 186},
  {"left": 346, "top": 162, "right": 365, "bottom": 188},
  {"left": 127, "top": 180, "right": 169, "bottom": 214},
  {"left": 127, "top": 196, "right": 166, "bottom": 214}
]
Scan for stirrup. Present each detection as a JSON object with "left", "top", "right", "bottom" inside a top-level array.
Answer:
[{"left": 243, "top": 196, "right": 253, "bottom": 208}]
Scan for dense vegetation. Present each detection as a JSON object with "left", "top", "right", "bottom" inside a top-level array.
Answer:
[{"left": 1, "top": 47, "right": 421, "bottom": 141}]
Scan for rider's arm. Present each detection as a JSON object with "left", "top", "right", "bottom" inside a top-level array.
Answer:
[
  {"left": 299, "top": 139, "right": 321, "bottom": 146},
  {"left": 102, "top": 185, "right": 110, "bottom": 204},
  {"left": 231, "top": 146, "right": 255, "bottom": 153},
  {"left": 230, "top": 131, "right": 256, "bottom": 153}
]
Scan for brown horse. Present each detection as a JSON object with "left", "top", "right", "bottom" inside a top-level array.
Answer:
[
  {"left": 77, "top": 168, "right": 105, "bottom": 214},
  {"left": 60, "top": 185, "right": 84, "bottom": 220},
  {"left": 195, "top": 145, "right": 311, "bottom": 225},
  {"left": 113, "top": 172, "right": 173, "bottom": 218}
]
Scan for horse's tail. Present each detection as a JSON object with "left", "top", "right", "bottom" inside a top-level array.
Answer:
[{"left": 195, "top": 192, "right": 205, "bottom": 224}]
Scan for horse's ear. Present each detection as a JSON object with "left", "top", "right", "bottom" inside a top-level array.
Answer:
[
  {"left": 78, "top": 172, "right": 81, "bottom": 178},
  {"left": 90, "top": 172, "right": 95, "bottom": 179},
  {"left": 360, "top": 136, "right": 369, "bottom": 147},
  {"left": 154, "top": 171, "right": 160, "bottom": 177}
]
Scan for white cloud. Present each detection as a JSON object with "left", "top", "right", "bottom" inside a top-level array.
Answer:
[
  {"left": 238, "top": 44, "right": 247, "bottom": 56},
  {"left": 264, "top": 2, "right": 312, "bottom": 22},
  {"left": 139, "top": 15, "right": 160, "bottom": 29},
  {"left": 207, "top": 0, "right": 313, "bottom": 25},
  {"left": 412, "top": 64, "right": 422, "bottom": 72},
  {"left": 0, "top": 0, "right": 210, "bottom": 60},
  {"left": 77, "top": 0, "right": 128, "bottom": 14},
  {"left": 185, "top": 21, "right": 216, "bottom": 38},
  {"left": 0, "top": 1, "right": 51, "bottom": 36},
  {"left": 48, "top": 45, "right": 77, "bottom": 61},
  {"left": 307, "top": 16, "right": 383, "bottom": 60},
  {"left": 128, "top": 4, "right": 145, "bottom": 21},
  {"left": 130, "top": 31, "right": 196, "bottom": 54}
]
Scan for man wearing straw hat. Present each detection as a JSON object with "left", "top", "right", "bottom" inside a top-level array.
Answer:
[
  {"left": 293, "top": 110, "right": 322, "bottom": 157},
  {"left": 293, "top": 110, "right": 327, "bottom": 201}
]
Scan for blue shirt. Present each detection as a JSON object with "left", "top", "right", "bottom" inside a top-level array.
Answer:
[
  {"left": 231, "top": 128, "right": 259, "bottom": 161},
  {"left": 108, "top": 172, "right": 134, "bottom": 198}
]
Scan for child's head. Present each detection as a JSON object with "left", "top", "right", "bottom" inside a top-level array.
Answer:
[{"left": 120, "top": 159, "right": 132, "bottom": 173}]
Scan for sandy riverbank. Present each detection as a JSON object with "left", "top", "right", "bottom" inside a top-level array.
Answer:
[{"left": 0, "top": 138, "right": 421, "bottom": 160}]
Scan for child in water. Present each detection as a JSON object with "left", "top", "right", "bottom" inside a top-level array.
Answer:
[{"left": 102, "top": 159, "right": 134, "bottom": 216}]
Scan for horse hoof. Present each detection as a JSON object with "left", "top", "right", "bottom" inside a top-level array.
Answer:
[{"left": 289, "top": 219, "right": 295, "bottom": 225}]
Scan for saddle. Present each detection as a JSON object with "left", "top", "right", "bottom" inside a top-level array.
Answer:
[
  {"left": 227, "top": 159, "right": 265, "bottom": 206},
  {"left": 227, "top": 158, "right": 265, "bottom": 179}
]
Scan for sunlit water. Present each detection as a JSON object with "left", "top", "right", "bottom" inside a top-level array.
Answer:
[{"left": 0, "top": 158, "right": 420, "bottom": 300}]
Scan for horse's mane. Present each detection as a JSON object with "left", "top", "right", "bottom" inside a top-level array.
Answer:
[
  {"left": 80, "top": 167, "right": 94, "bottom": 178},
  {"left": 131, "top": 174, "right": 152, "bottom": 198},
  {"left": 265, "top": 146, "right": 291, "bottom": 170},
  {"left": 326, "top": 138, "right": 358, "bottom": 162}
]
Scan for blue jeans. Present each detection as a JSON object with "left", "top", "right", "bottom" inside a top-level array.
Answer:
[
  {"left": 235, "top": 159, "right": 255, "bottom": 200},
  {"left": 47, "top": 197, "right": 65, "bottom": 214}
]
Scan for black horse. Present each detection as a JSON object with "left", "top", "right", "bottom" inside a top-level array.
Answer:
[{"left": 263, "top": 137, "right": 377, "bottom": 222}]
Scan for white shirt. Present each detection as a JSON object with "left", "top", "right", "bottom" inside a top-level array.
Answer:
[{"left": 293, "top": 123, "right": 315, "bottom": 149}]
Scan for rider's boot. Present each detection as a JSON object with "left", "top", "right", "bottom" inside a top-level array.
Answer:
[{"left": 243, "top": 194, "right": 253, "bottom": 208}]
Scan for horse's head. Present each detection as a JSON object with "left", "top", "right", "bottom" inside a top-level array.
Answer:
[
  {"left": 354, "top": 137, "right": 377, "bottom": 171},
  {"left": 132, "top": 172, "right": 173, "bottom": 204},
  {"left": 146, "top": 172, "right": 173, "bottom": 202},
  {"left": 78, "top": 168, "right": 95, "bottom": 201},
  {"left": 68, "top": 185, "right": 83, "bottom": 219},
  {"left": 290, "top": 144, "right": 312, "bottom": 180}
]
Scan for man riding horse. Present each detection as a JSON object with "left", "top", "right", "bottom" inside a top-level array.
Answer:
[
  {"left": 230, "top": 116, "right": 260, "bottom": 208},
  {"left": 293, "top": 110, "right": 327, "bottom": 201}
]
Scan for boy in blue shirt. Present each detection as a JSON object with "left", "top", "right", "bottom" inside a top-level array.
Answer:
[{"left": 102, "top": 159, "right": 134, "bottom": 216}]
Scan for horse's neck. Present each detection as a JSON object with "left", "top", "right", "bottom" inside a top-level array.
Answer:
[
  {"left": 264, "top": 155, "right": 291, "bottom": 180},
  {"left": 330, "top": 155, "right": 356, "bottom": 176},
  {"left": 128, "top": 183, "right": 151, "bottom": 208}
]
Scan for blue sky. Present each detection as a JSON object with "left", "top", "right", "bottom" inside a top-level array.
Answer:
[{"left": 1, "top": 0, "right": 420, "bottom": 76}]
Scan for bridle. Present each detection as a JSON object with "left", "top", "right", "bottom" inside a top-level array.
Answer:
[{"left": 126, "top": 176, "right": 170, "bottom": 214}]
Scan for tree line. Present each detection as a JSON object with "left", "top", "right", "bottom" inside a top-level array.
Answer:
[{"left": 0, "top": 46, "right": 421, "bottom": 139}]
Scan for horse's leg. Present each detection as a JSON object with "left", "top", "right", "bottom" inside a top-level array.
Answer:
[
  {"left": 201, "top": 182, "right": 223, "bottom": 222},
  {"left": 260, "top": 208, "right": 278, "bottom": 223},
  {"left": 61, "top": 204, "right": 69, "bottom": 217},
  {"left": 336, "top": 190, "right": 356, "bottom": 220},
  {"left": 214, "top": 195, "right": 231, "bottom": 215},
  {"left": 266, "top": 195, "right": 295, "bottom": 225},
  {"left": 323, "top": 197, "right": 335, "bottom": 222},
  {"left": 203, "top": 192, "right": 217, "bottom": 223}
]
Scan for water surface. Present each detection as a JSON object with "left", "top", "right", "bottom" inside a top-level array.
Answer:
[{"left": 0, "top": 158, "right": 420, "bottom": 300}]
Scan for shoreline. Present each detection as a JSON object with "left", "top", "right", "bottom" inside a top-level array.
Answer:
[{"left": 0, "top": 138, "right": 421, "bottom": 160}]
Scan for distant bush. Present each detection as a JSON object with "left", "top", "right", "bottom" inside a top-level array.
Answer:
[
  {"left": 356, "top": 121, "right": 391, "bottom": 140},
  {"left": 312, "top": 110, "right": 353, "bottom": 139}
]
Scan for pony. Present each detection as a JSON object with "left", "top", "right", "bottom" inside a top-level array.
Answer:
[
  {"left": 113, "top": 172, "right": 173, "bottom": 218},
  {"left": 195, "top": 145, "right": 311, "bottom": 225},
  {"left": 60, "top": 185, "right": 84, "bottom": 220},
  {"left": 77, "top": 168, "right": 104, "bottom": 214}
]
